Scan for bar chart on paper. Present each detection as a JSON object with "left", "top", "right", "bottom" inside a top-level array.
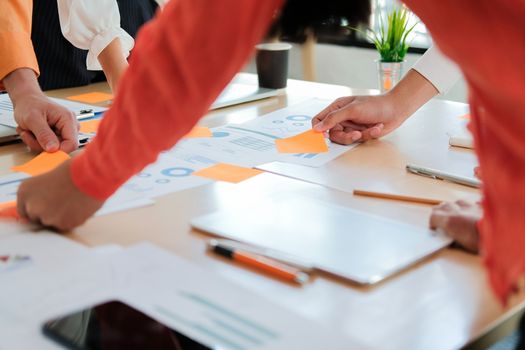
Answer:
[{"left": 180, "top": 99, "right": 357, "bottom": 168}]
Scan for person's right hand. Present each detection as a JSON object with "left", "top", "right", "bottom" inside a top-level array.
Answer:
[
  {"left": 311, "top": 94, "right": 407, "bottom": 145},
  {"left": 13, "top": 92, "right": 79, "bottom": 153},
  {"left": 17, "top": 159, "right": 104, "bottom": 231},
  {"left": 3, "top": 68, "right": 79, "bottom": 153},
  {"left": 311, "top": 69, "right": 440, "bottom": 145},
  {"left": 429, "top": 200, "right": 482, "bottom": 254}
]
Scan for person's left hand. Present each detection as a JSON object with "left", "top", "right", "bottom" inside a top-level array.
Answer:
[
  {"left": 429, "top": 200, "right": 482, "bottom": 254},
  {"left": 17, "top": 159, "right": 104, "bottom": 232}
]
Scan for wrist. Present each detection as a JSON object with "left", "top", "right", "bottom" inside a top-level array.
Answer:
[
  {"left": 383, "top": 69, "right": 439, "bottom": 122},
  {"left": 3, "top": 68, "right": 43, "bottom": 105},
  {"left": 382, "top": 90, "right": 411, "bottom": 123},
  {"left": 98, "top": 38, "right": 128, "bottom": 93}
]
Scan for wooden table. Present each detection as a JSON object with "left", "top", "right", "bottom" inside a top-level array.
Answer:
[{"left": 1, "top": 73, "right": 523, "bottom": 349}]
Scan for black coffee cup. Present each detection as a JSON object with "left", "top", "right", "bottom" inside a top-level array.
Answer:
[{"left": 255, "top": 43, "right": 292, "bottom": 89}]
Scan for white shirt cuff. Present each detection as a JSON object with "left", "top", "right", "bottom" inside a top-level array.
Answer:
[
  {"left": 86, "top": 27, "right": 134, "bottom": 71},
  {"left": 412, "top": 45, "right": 462, "bottom": 94}
]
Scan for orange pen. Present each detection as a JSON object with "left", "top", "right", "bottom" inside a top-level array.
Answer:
[{"left": 208, "top": 240, "right": 309, "bottom": 285}]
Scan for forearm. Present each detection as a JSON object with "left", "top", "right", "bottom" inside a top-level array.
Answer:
[
  {"left": 0, "top": 0, "right": 39, "bottom": 89},
  {"left": 71, "top": 0, "right": 283, "bottom": 200},
  {"left": 97, "top": 38, "right": 128, "bottom": 93},
  {"left": 385, "top": 68, "right": 439, "bottom": 121},
  {"left": 3, "top": 68, "right": 43, "bottom": 104}
]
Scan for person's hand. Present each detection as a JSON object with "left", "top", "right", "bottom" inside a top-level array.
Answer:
[
  {"left": 3, "top": 68, "right": 79, "bottom": 153},
  {"left": 13, "top": 93, "right": 79, "bottom": 153},
  {"left": 429, "top": 200, "right": 482, "bottom": 254},
  {"left": 17, "top": 159, "right": 104, "bottom": 232},
  {"left": 312, "top": 94, "right": 405, "bottom": 144},
  {"left": 311, "top": 69, "right": 440, "bottom": 145}
]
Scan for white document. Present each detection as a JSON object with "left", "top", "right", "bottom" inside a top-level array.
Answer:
[
  {"left": 0, "top": 227, "right": 91, "bottom": 275},
  {"left": 0, "top": 172, "right": 29, "bottom": 203},
  {"left": 0, "top": 230, "right": 118, "bottom": 350},
  {"left": 181, "top": 99, "right": 357, "bottom": 168},
  {"left": 95, "top": 192, "right": 155, "bottom": 216},
  {"left": 116, "top": 243, "right": 363, "bottom": 350},
  {"left": 0, "top": 238, "right": 366, "bottom": 350},
  {"left": 237, "top": 99, "right": 357, "bottom": 167},
  {"left": 0, "top": 94, "right": 107, "bottom": 128},
  {"left": 0, "top": 172, "right": 154, "bottom": 217},
  {"left": 120, "top": 152, "right": 214, "bottom": 198}
]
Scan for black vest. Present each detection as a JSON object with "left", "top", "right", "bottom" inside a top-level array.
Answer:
[{"left": 31, "top": 0, "right": 158, "bottom": 91}]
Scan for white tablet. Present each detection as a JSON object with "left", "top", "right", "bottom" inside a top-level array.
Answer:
[{"left": 191, "top": 194, "right": 452, "bottom": 285}]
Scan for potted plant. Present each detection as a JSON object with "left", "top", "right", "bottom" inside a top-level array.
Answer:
[{"left": 361, "top": 8, "right": 417, "bottom": 92}]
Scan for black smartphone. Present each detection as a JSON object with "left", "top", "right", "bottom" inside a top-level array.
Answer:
[{"left": 42, "top": 300, "right": 212, "bottom": 350}]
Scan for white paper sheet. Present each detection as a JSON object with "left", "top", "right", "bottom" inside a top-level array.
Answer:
[
  {"left": 116, "top": 244, "right": 364, "bottom": 350},
  {"left": 120, "top": 153, "right": 213, "bottom": 198},
  {"left": 0, "top": 172, "right": 155, "bottom": 218},
  {"left": 0, "top": 172, "right": 29, "bottom": 203},
  {"left": 0, "top": 233, "right": 117, "bottom": 350},
  {"left": 0, "top": 94, "right": 107, "bottom": 128},
  {"left": 180, "top": 99, "right": 357, "bottom": 168},
  {"left": 0, "top": 239, "right": 367, "bottom": 350}
]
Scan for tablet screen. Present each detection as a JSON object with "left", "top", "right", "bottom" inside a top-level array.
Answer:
[{"left": 43, "top": 300, "right": 212, "bottom": 350}]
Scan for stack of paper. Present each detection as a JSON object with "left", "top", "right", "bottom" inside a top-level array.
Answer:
[{"left": 0, "top": 227, "right": 364, "bottom": 349}]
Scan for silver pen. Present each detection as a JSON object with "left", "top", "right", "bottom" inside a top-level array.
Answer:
[{"left": 406, "top": 164, "right": 481, "bottom": 188}]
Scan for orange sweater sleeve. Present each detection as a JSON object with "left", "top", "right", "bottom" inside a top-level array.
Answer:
[
  {"left": 70, "top": 0, "right": 283, "bottom": 200},
  {"left": 0, "top": 0, "right": 40, "bottom": 88}
]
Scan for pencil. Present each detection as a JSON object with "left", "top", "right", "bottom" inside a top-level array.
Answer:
[
  {"left": 208, "top": 240, "right": 309, "bottom": 285},
  {"left": 353, "top": 189, "right": 443, "bottom": 205}
]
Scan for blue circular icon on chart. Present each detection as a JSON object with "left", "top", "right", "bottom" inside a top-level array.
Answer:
[
  {"left": 212, "top": 131, "right": 230, "bottom": 138},
  {"left": 137, "top": 172, "right": 152, "bottom": 178},
  {"left": 155, "top": 179, "right": 170, "bottom": 184},
  {"left": 272, "top": 120, "right": 284, "bottom": 124},
  {"left": 160, "top": 167, "right": 194, "bottom": 177},
  {"left": 286, "top": 115, "right": 310, "bottom": 122}
]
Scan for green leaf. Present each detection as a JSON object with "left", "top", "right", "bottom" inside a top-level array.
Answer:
[{"left": 352, "top": 7, "right": 418, "bottom": 62}]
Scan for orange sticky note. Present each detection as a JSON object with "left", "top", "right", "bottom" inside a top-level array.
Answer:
[
  {"left": 275, "top": 129, "right": 329, "bottom": 154},
  {"left": 192, "top": 163, "right": 263, "bottom": 183},
  {"left": 183, "top": 126, "right": 212, "bottom": 139},
  {"left": 11, "top": 151, "right": 71, "bottom": 176},
  {"left": 67, "top": 92, "right": 114, "bottom": 104},
  {"left": 79, "top": 119, "right": 101, "bottom": 134},
  {"left": 0, "top": 201, "right": 19, "bottom": 220}
]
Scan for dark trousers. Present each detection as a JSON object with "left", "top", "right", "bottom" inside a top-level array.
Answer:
[
  {"left": 31, "top": 0, "right": 158, "bottom": 91},
  {"left": 518, "top": 314, "right": 525, "bottom": 349}
]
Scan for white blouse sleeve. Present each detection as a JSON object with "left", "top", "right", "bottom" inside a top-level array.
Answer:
[
  {"left": 57, "top": 0, "right": 134, "bottom": 71},
  {"left": 154, "top": 0, "right": 168, "bottom": 7},
  {"left": 412, "top": 45, "right": 462, "bottom": 94}
]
